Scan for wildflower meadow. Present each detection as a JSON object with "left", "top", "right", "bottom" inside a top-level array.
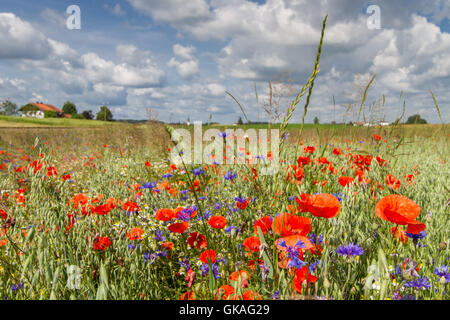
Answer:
[{"left": 0, "top": 15, "right": 448, "bottom": 303}]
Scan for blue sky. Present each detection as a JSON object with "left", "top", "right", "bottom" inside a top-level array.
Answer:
[{"left": 0, "top": 0, "right": 449, "bottom": 123}]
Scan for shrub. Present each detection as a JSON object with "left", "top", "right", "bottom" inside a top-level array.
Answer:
[{"left": 44, "top": 110, "right": 57, "bottom": 118}]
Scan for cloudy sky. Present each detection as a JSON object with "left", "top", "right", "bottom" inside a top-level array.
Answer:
[{"left": 0, "top": 0, "right": 449, "bottom": 123}]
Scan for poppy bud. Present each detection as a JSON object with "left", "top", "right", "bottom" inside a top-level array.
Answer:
[
  {"left": 323, "top": 278, "right": 330, "bottom": 289},
  {"left": 440, "top": 276, "right": 447, "bottom": 285},
  {"left": 439, "top": 242, "right": 447, "bottom": 250}
]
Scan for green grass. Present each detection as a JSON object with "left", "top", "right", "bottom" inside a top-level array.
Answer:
[{"left": 0, "top": 115, "right": 115, "bottom": 127}]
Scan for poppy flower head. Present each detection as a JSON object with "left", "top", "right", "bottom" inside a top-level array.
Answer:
[
  {"left": 254, "top": 216, "right": 273, "bottom": 235},
  {"left": 243, "top": 236, "right": 261, "bottom": 253},
  {"left": 375, "top": 194, "right": 425, "bottom": 234},
  {"left": 273, "top": 212, "right": 312, "bottom": 237},
  {"left": 155, "top": 208, "right": 175, "bottom": 221},
  {"left": 208, "top": 216, "right": 227, "bottom": 229},
  {"left": 127, "top": 227, "right": 144, "bottom": 240},
  {"left": 296, "top": 193, "right": 341, "bottom": 219},
  {"left": 168, "top": 221, "right": 189, "bottom": 233},
  {"left": 199, "top": 249, "right": 216, "bottom": 264},
  {"left": 93, "top": 236, "right": 111, "bottom": 251}
]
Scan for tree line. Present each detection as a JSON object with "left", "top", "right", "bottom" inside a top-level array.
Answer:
[{"left": 0, "top": 99, "right": 114, "bottom": 121}]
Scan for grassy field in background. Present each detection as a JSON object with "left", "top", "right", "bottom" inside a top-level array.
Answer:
[{"left": 0, "top": 115, "right": 115, "bottom": 127}]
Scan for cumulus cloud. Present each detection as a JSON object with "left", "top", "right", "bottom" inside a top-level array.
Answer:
[
  {"left": 0, "top": 13, "right": 51, "bottom": 59},
  {"left": 167, "top": 44, "right": 199, "bottom": 79}
]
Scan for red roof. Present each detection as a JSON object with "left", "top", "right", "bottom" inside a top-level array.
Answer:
[{"left": 30, "top": 103, "right": 63, "bottom": 113}]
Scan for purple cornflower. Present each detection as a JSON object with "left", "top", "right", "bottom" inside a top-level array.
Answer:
[
  {"left": 162, "top": 173, "right": 173, "bottom": 179},
  {"left": 153, "top": 230, "right": 165, "bottom": 242},
  {"left": 224, "top": 225, "right": 240, "bottom": 234},
  {"left": 403, "top": 277, "right": 431, "bottom": 290},
  {"left": 218, "top": 131, "right": 229, "bottom": 138},
  {"left": 405, "top": 231, "right": 426, "bottom": 240},
  {"left": 11, "top": 283, "right": 23, "bottom": 291},
  {"left": 434, "top": 265, "right": 450, "bottom": 283},
  {"left": 277, "top": 239, "right": 307, "bottom": 269},
  {"left": 139, "top": 181, "right": 156, "bottom": 189},
  {"left": 272, "top": 290, "right": 280, "bottom": 300},
  {"left": 224, "top": 171, "right": 237, "bottom": 181},
  {"left": 193, "top": 168, "right": 204, "bottom": 176},
  {"left": 200, "top": 263, "right": 220, "bottom": 278},
  {"left": 179, "top": 258, "right": 191, "bottom": 271},
  {"left": 336, "top": 243, "right": 364, "bottom": 258},
  {"left": 308, "top": 233, "right": 323, "bottom": 245}
]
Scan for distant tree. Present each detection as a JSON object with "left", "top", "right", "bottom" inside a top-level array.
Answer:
[
  {"left": 0, "top": 99, "right": 18, "bottom": 115},
  {"left": 237, "top": 116, "right": 244, "bottom": 125},
  {"left": 62, "top": 101, "right": 77, "bottom": 115},
  {"left": 406, "top": 114, "right": 427, "bottom": 124},
  {"left": 331, "top": 121, "right": 336, "bottom": 125},
  {"left": 96, "top": 106, "right": 113, "bottom": 121},
  {"left": 313, "top": 116, "right": 320, "bottom": 125},
  {"left": 82, "top": 110, "right": 94, "bottom": 120},
  {"left": 44, "top": 110, "right": 57, "bottom": 118}
]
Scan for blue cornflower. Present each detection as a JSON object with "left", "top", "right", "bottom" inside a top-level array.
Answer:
[
  {"left": 224, "top": 225, "right": 240, "bottom": 234},
  {"left": 153, "top": 230, "right": 165, "bottom": 242},
  {"left": 179, "top": 258, "right": 191, "bottom": 271},
  {"left": 332, "top": 193, "right": 343, "bottom": 202},
  {"left": 128, "top": 244, "right": 140, "bottom": 250},
  {"left": 140, "top": 181, "right": 156, "bottom": 189},
  {"left": 200, "top": 263, "right": 220, "bottom": 278},
  {"left": 336, "top": 243, "right": 364, "bottom": 258},
  {"left": 404, "top": 277, "right": 431, "bottom": 290},
  {"left": 162, "top": 173, "right": 173, "bottom": 178},
  {"left": 434, "top": 265, "right": 450, "bottom": 283},
  {"left": 11, "top": 283, "right": 23, "bottom": 291},
  {"left": 277, "top": 239, "right": 307, "bottom": 269},
  {"left": 224, "top": 171, "right": 237, "bottom": 181},
  {"left": 218, "top": 131, "right": 229, "bottom": 138},
  {"left": 272, "top": 290, "right": 280, "bottom": 300},
  {"left": 309, "top": 233, "right": 323, "bottom": 245},
  {"left": 143, "top": 251, "right": 158, "bottom": 263},
  {"left": 405, "top": 231, "right": 426, "bottom": 240},
  {"left": 193, "top": 168, "right": 204, "bottom": 176}
]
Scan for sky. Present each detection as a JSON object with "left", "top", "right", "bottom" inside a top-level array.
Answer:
[{"left": 0, "top": 0, "right": 449, "bottom": 123}]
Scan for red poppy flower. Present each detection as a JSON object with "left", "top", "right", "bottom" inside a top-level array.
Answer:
[
  {"left": 376, "top": 156, "right": 388, "bottom": 167},
  {"left": 93, "top": 236, "right": 111, "bottom": 251},
  {"left": 208, "top": 216, "right": 227, "bottom": 229},
  {"left": 304, "top": 146, "right": 315, "bottom": 154},
  {"left": 296, "top": 193, "right": 341, "bottom": 219},
  {"left": 127, "top": 227, "right": 144, "bottom": 240},
  {"left": 272, "top": 212, "right": 311, "bottom": 237},
  {"left": 145, "top": 161, "right": 151, "bottom": 167},
  {"left": 199, "top": 249, "right": 216, "bottom": 264},
  {"left": 236, "top": 199, "right": 249, "bottom": 210},
  {"left": 62, "top": 174, "right": 71, "bottom": 181},
  {"left": 123, "top": 201, "right": 140, "bottom": 213},
  {"left": 386, "top": 174, "right": 400, "bottom": 190},
  {"left": 187, "top": 232, "right": 207, "bottom": 249},
  {"left": 0, "top": 209, "right": 7, "bottom": 220},
  {"left": 333, "top": 148, "right": 342, "bottom": 156},
  {"left": 217, "top": 285, "right": 235, "bottom": 300},
  {"left": 375, "top": 194, "right": 425, "bottom": 234},
  {"left": 93, "top": 204, "right": 112, "bottom": 215},
  {"left": 243, "top": 290, "right": 262, "bottom": 300},
  {"left": 253, "top": 216, "right": 273, "bottom": 235},
  {"left": 168, "top": 221, "right": 189, "bottom": 233},
  {"left": 339, "top": 176, "right": 354, "bottom": 187},
  {"left": 373, "top": 134, "right": 382, "bottom": 141},
  {"left": 155, "top": 208, "right": 175, "bottom": 221},
  {"left": 162, "top": 241, "right": 174, "bottom": 251},
  {"left": 229, "top": 270, "right": 250, "bottom": 282},
  {"left": 180, "top": 290, "right": 195, "bottom": 300},
  {"left": 243, "top": 236, "right": 261, "bottom": 253},
  {"left": 293, "top": 267, "right": 318, "bottom": 294},
  {"left": 297, "top": 156, "right": 311, "bottom": 167}
]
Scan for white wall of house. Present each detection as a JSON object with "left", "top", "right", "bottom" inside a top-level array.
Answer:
[{"left": 21, "top": 111, "right": 45, "bottom": 118}]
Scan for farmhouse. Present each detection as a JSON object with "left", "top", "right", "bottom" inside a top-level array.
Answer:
[{"left": 20, "top": 103, "right": 71, "bottom": 118}]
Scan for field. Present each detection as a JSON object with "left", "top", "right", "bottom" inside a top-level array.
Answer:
[{"left": 0, "top": 120, "right": 448, "bottom": 300}]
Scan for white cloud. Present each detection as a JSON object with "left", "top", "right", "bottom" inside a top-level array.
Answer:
[{"left": 0, "top": 13, "right": 51, "bottom": 59}]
